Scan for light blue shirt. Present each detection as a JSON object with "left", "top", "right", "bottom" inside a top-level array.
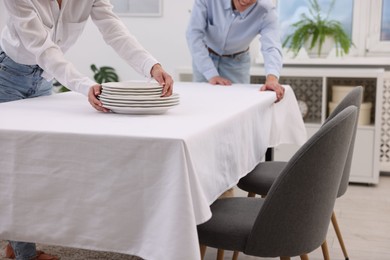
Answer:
[{"left": 186, "top": 0, "right": 283, "bottom": 81}]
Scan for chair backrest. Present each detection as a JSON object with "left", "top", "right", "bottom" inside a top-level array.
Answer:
[
  {"left": 244, "top": 106, "right": 358, "bottom": 258},
  {"left": 324, "top": 86, "right": 363, "bottom": 197}
]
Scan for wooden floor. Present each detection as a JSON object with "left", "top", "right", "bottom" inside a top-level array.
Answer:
[{"left": 204, "top": 175, "right": 390, "bottom": 260}]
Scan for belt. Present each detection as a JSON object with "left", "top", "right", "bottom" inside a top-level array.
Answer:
[{"left": 207, "top": 47, "right": 249, "bottom": 58}]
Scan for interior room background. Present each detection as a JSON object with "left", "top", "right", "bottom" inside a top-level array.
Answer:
[{"left": 0, "top": 0, "right": 389, "bottom": 173}]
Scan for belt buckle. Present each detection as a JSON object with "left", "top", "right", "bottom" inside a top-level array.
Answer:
[{"left": 208, "top": 47, "right": 248, "bottom": 58}]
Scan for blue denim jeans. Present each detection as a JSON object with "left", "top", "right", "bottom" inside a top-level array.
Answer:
[
  {"left": 9, "top": 241, "right": 37, "bottom": 260},
  {"left": 0, "top": 47, "right": 52, "bottom": 103},
  {"left": 192, "top": 51, "right": 251, "bottom": 84},
  {"left": 0, "top": 47, "right": 52, "bottom": 260}
]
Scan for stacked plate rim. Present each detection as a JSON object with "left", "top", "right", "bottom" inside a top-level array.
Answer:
[{"left": 99, "top": 81, "right": 179, "bottom": 114}]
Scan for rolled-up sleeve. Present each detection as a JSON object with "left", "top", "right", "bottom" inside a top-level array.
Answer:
[
  {"left": 259, "top": 7, "right": 283, "bottom": 78},
  {"left": 90, "top": 0, "right": 158, "bottom": 80},
  {"left": 3, "top": 0, "right": 96, "bottom": 96},
  {"left": 186, "top": 0, "right": 219, "bottom": 80}
]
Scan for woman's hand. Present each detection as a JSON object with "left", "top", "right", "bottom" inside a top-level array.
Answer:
[
  {"left": 260, "top": 74, "right": 284, "bottom": 103},
  {"left": 151, "top": 64, "right": 174, "bottom": 97},
  {"left": 88, "top": 84, "right": 110, "bottom": 112}
]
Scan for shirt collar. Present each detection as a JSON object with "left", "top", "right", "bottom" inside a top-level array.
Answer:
[
  {"left": 222, "top": 0, "right": 232, "bottom": 11},
  {"left": 223, "top": 0, "right": 258, "bottom": 19}
]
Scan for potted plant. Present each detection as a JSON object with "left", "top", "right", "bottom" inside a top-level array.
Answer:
[
  {"left": 282, "top": 0, "right": 353, "bottom": 58},
  {"left": 90, "top": 64, "right": 119, "bottom": 83},
  {"left": 56, "top": 64, "right": 119, "bottom": 92}
]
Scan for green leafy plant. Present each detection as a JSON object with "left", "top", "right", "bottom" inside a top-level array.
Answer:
[
  {"left": 90, "top": 64, "right": 119, "bottom": 83},
  {"left": 282, "top": 0, "right": 353, "bottom": 57},
  {"left": 53, "top": 79, "right": 69, "bottom": 93},
  {"left": 56, "top": 64, "right": 119, "bottom": 92}
]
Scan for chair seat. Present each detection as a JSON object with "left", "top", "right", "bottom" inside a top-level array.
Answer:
[
  {"left": 237, "top": 161, "right": 287, "bottom": 195},
  {"left": 198, "top": 197, "right": 264, "bottom": 252}
]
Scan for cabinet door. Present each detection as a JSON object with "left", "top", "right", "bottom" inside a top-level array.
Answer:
[
  {"left": 349, "top": 128, "right": 377, "bottom": 183},
  {"left": 274, "top": 126, "right": 319, "bottom": 161}
]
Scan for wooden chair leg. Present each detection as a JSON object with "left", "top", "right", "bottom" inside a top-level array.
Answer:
[
  {"left": 331, "top": 211, "right": 349, "bottom": 260},
  {"left": 232, "top": 251, "right": 239, "bottom": 260},
  {"left": 199, "top": 245, "right": 206, "bottom": 260},
  {"left": 300, "top": 254, "right": 309, "bottom": 260},
  {"left": 321, "top": 240, "right": 330, "bottom": 260},
  {"left": 280, "top": 257, "right": 291, "bottom": 260},
  {"left": 216, "top": 249, "right": 224, "bottom": 260},
  {"left": 247, "top": 192, "right": 256, "bottom": 197}
]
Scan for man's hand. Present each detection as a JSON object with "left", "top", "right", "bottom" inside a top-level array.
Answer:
[
  {"left": 260, "top": 74, "right": 284, "bottom": 103},
  {"left": 150, "top": 63, "right": 174, "bottom": 97},
  {"left": 209, "top": 76, "right": 232, "bottom": 85}
]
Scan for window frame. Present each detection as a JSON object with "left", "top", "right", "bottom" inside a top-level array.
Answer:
[
  {"left": 366, "top": 0, "right": 390, "bottom": 55},
  {"left": 110, "top": 0, "right": 163, "bottom": 17}
]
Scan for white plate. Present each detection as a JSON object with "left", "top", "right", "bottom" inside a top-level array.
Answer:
[
  {"left": 101, "top": 100, "right": 180, "bottom": 107},
  {"left": 102, "top": 87, "right": 163, "bottom": 92},
  {"left": 99, "top": 93, "right": 179, "bottom": 101},
  {"left": 102, "top": 81, "right": 162, "bottom": 90},
  {"left": 101, "top": 89, "right": 162, "bottom": 95},
  {"left": 104, "top": 105, "right": 177, "bottom": 115},
  {"left": 99, "top": 96, "right": 179, "bottom": 104}
]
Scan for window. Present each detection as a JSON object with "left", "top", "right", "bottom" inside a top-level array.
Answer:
[
  {"left": 381, "top": 0, "right": 390, "bottom": 41},
  {"left": 367, "top": 0, "right": 390, "bottom": 54},
  {"left": 276, "top": 0, "right": 390, "bottom": 56},
  {"left": 277, "top": 0, "right": 354, "bottom": 43},
  {"left": 110, "top": 0, "right": 162, "bottom": 17}
]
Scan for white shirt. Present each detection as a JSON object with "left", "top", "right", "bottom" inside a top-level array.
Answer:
[{"left": 0, "top": 0, "right": 158, "bottom": 96}]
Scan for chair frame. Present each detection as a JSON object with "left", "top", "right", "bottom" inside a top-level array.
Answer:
[
  {"left": 235, "top": 86, "right": 363, "bottom": 260},
  {"left": 199, "top": 106, "right": 358, "bottom": 260}
]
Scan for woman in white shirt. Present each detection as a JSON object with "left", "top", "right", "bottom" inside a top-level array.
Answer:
[
  {"left": 0, "top": 0, "right": 173, "bottom": 111},
  {"left": 1, "top": 1, "right": 173, "bottom": 259}
]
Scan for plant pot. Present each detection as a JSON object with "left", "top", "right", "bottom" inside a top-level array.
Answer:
[{"left": 304, "top": 37, "right": 335, "bottom": 58}]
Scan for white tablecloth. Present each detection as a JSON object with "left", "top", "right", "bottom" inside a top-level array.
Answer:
[{"left": 0, "top": 82, "right": 306, "bottom": 260}]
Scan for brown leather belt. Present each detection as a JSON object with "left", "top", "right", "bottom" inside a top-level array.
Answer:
[{"left": 207, "top": 47, "right": 249, "bottom": 58}]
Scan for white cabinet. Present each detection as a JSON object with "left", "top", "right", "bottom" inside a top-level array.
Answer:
[
  {"left": 273, "top": 125, "right": 318, "bottom": 161},
  {"left": 250, "top": 67, "right": 384, "bottom": 184}
]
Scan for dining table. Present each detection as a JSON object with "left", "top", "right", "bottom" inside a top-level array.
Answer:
[{"left": 0, "top": 82, "right": 306, "bottom": 260}]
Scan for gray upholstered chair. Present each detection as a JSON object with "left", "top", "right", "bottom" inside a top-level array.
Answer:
[
  {"left": 236, "top": 86, "right": 363, "bottom": 260},
  {"left": 198, "top": 106, "right": 358, "bottom": 260}
]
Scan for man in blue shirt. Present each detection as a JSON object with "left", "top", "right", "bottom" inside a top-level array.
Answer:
[{"left": 186, "top": 0, "right": 284, "bottom": 102}]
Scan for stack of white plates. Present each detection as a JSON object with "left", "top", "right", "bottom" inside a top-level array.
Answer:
[{"left": 99, "top": 81, "right": 179, "bottom": 114}]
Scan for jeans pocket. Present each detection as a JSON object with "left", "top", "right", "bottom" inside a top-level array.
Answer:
[
  {"left": 0, "top": 51, "right": 6, "bottom": 63},
  {"left": 0, "top": 56, "right": 36, "bottom": 76}
]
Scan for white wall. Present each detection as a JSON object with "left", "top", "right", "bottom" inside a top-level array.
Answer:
[
  {"left": 65, "top": 0, "right": 194, "bottom": 82},
  {"left": 0, "top": 0, "right": 6, "bottom": 31}
]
